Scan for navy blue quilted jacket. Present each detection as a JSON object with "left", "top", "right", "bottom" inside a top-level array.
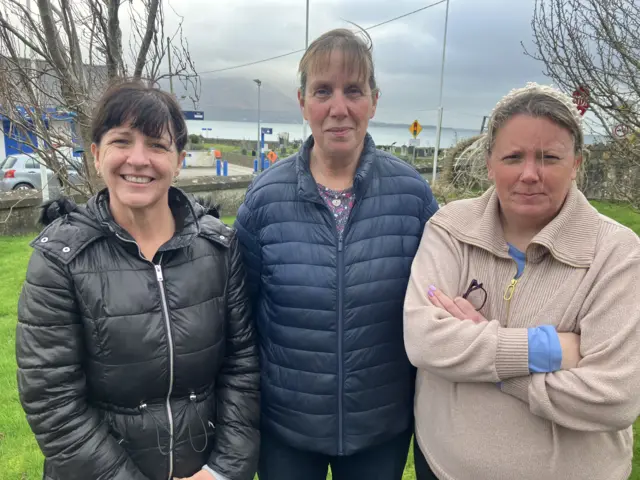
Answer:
[{"left": 234, "top": 134, "right": 438, "bottom": 456}]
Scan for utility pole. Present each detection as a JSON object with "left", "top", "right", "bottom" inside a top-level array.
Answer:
[
  {"left": 167, "top": 36, "right": 174, "bottom": 95},
  {"left": 479, "top": 115, "right": 488, "bottom": 134},
  {"left": 432, "top": 0, "right": 450, "bottom": 184},
  {"left": 254, "top": 79, "right": 262, "bottom": 170},
  {"left": 302, "top": 0, "right": 310, "bottom": 142}
]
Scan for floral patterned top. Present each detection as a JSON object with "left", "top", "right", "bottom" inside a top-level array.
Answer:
[{"left": 317, "top": 183, "right": 356, "bottom": 240}]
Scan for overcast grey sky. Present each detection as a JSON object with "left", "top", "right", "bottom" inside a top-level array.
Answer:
[{"left": 164, "top": 0, "right": 553, "bottom": 129}]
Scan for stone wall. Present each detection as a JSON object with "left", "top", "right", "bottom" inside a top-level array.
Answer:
[
  {"left": 578, "top": 145, "right": 640, "bottom": 205},
  {"left": 223, "top": 152, "right": 255, "bottom": 169},
  {"left": 5, "top": 152, "right": 632, "bottom": 237},
  {"left": 0, "top": 175, "right": 252, "bottom": 236}
]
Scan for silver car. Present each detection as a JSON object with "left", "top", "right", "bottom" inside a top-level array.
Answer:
[{"left": 0, "top": 153, "right": 84, "bottom": 193}]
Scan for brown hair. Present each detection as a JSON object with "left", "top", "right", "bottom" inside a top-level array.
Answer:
[
  {"left": 91, "top": 80, "right": 188, "bottom": 152},
  {"left": 298, "top": 27, "right": 378, "bottom": 97}
]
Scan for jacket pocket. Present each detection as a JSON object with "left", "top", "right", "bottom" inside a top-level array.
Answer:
[{"left": 104, "top": 410, "right": 127, "bottom": 446}]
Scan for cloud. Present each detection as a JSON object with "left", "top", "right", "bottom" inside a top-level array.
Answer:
[{"left": 156, "top": 0, "right": 554, "bottom": 128}]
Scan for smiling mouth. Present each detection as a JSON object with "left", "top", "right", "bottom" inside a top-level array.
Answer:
[
  {"left": 122, "top": 175, "right": 153, "bottom": 184},
  {"left": 327, "top": 127, "right": 352, "bottom": 133}
]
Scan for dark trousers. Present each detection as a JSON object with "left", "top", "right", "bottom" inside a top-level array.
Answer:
[
  {"left": 413, "top": 440, "right": 440, "bottom": 480},
  {"left": 258, "top": 429, "right": 412, "bottom": 480}
]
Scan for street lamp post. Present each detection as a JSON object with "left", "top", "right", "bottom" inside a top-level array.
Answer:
[
  {"left": 432, "top": 0, "right": 450, "bottom": 184},
  {"left": 253, "top": 79, "right": 262, "bottom": 171}
]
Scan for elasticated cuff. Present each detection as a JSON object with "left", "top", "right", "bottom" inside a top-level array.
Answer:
[{"left": 496, "top": 328, "right": 530, "bottom": 380}]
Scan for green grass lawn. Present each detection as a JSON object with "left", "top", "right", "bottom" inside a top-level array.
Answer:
[
  {"left": 1, "top": 204, "right": 639, "bottom": 479},
  {"left": 205, "top": 143, "right": 243, "bottom": 154}
]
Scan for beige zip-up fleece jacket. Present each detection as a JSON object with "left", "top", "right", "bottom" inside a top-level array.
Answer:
[{"left": 404, "top": 184, "right": 640, "bottom": 480}]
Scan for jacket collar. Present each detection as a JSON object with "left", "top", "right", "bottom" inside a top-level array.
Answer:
[
  {"left": 296, "top": 133, "right": 377, "bottom": 203},
  {"left": 430, "top": 183, "right": 600, "bottom": 267},
  {"left": 87, "top": 186, "right": 203, "bottom": 252}
]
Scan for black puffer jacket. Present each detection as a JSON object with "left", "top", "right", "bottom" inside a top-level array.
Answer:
[{"left": 16, "top": 188, "right": 260, "bottom": 480}]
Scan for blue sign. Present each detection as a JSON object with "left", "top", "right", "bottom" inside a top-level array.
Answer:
[
  {"left": 183, "top": 110, "right": 205, "bottom": 120},
  {"left": 261, "top": 127, "right": 272, "bottom": 134}
]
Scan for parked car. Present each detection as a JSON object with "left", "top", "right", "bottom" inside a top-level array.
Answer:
[{"left": 0, "top": 153, "right": 84, "bottom": 193}]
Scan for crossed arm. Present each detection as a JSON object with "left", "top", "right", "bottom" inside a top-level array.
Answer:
[{"left": 404, "top": 223, "right": 640, "bottom": 432}]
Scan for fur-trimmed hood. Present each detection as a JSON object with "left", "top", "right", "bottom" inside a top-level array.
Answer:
[
  {"left": 38, "top": 189, "right": 221, "bottom": 227},
  {"left": 32, "top": 187, "right": 232, "bottom": 265}
]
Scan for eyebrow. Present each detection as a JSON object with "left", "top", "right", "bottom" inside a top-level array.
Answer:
[
  {"left": 502, "top": 141, "right": 569, "bottom": 152},
  {"left": 309, "top": 77, "right": 366, "bottom": 86}
]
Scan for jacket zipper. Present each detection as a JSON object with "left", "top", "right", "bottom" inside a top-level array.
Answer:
[
  {"left": 503, "top": 254, "right": 526, "bottom": 327},
  {"left": 328, "top": 198, "right": 358, "bottom": 456},
  {"left": 315, "top": 186, "right": 359, "bottom": 455},
  {"left": 114, "top": 232, "right": 175, "bottom": 479},
  {"left": 503, "top": 278, "right": 518, "bottom": 327},
  {"left": 337, "top": 237, "right": 345, "bottom": 455},
  {"left": 154, "top": 264, "right": 175, "bottom": 480}
]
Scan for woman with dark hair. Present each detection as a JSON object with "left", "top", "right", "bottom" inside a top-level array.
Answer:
[{"left": 16, "top": 81, "right": 260, "bottom": 480}]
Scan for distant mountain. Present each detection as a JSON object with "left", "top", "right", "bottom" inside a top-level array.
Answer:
[
  {"left": 166, "top": 76, "right": 302, "bottom": 124},
  {"left": 166, "top": 76, "right": 425, "bottom": 128}
]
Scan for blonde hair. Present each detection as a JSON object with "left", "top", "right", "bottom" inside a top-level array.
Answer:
[
  {"left": 484, "top": 82, "right": 584, "bottom": 155},
  {"left": 298, "top": 27, "right": 378, "bottom": 98},
  {"left": 446, "top": 83, "right": 585, "bottom": 192}
]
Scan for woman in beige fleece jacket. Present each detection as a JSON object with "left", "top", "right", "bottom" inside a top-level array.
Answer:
[{"left": 404, "top": 83, "right": 640, "bottom": 480}]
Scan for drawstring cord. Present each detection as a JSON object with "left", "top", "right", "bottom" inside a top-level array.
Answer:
[
  {"left": 139, "top": 402, "right": 171, "bottom": 456},
  {"left": 188, "top": 393, "right": 209, "bottom": 453},
  {"left": 138, "top": 394, "right": 212, "bottom": 456}
]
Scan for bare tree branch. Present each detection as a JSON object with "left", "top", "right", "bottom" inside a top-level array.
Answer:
[
  {"left": 36, "top": 0, "right": 70, "bottom": 72},
  {"left": 0, "top": 0, "right": 199, "bottom": 197},
  {"left": 133, "top": 0, "right": 159, "bottom": 78},
  {"left": 105, "top": 0, "right": 125, "bottom": 78},
  {"left": 60, "top": 0, "right": 86, "bottom": 88},
  {"left": 526, "top": 0, "right": 639, "bottom": 128},
  {"left": 0, "top": 12, "right": 48, "bottom": 59},
  {"left": 523, "top": 0, "right": 640, "bottom": 207}
]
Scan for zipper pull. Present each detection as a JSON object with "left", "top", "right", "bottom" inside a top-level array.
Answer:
[
  {"left": 154, "top": 264, "right": 163, "bottom": 282},
  {"left": 338, "top": 239, "right": 343, "bottom": 252},
  {"left": 503, "top": 279, "right": 517, "bottom": 301}
]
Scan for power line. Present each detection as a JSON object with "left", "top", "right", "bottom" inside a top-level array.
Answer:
[
  {"left": 365, "top": 0, "right": 446, "bottom": 31},
  {"left": 199, "top": 49, "right": 307, "bottom": 75},
  {"left": 198, "top": 0, "right": 448, "bottom": 76}
]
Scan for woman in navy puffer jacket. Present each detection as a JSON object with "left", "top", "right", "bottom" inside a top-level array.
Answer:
[{"left": 235, "top": 28, "right": 439, "bottom": 480}]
